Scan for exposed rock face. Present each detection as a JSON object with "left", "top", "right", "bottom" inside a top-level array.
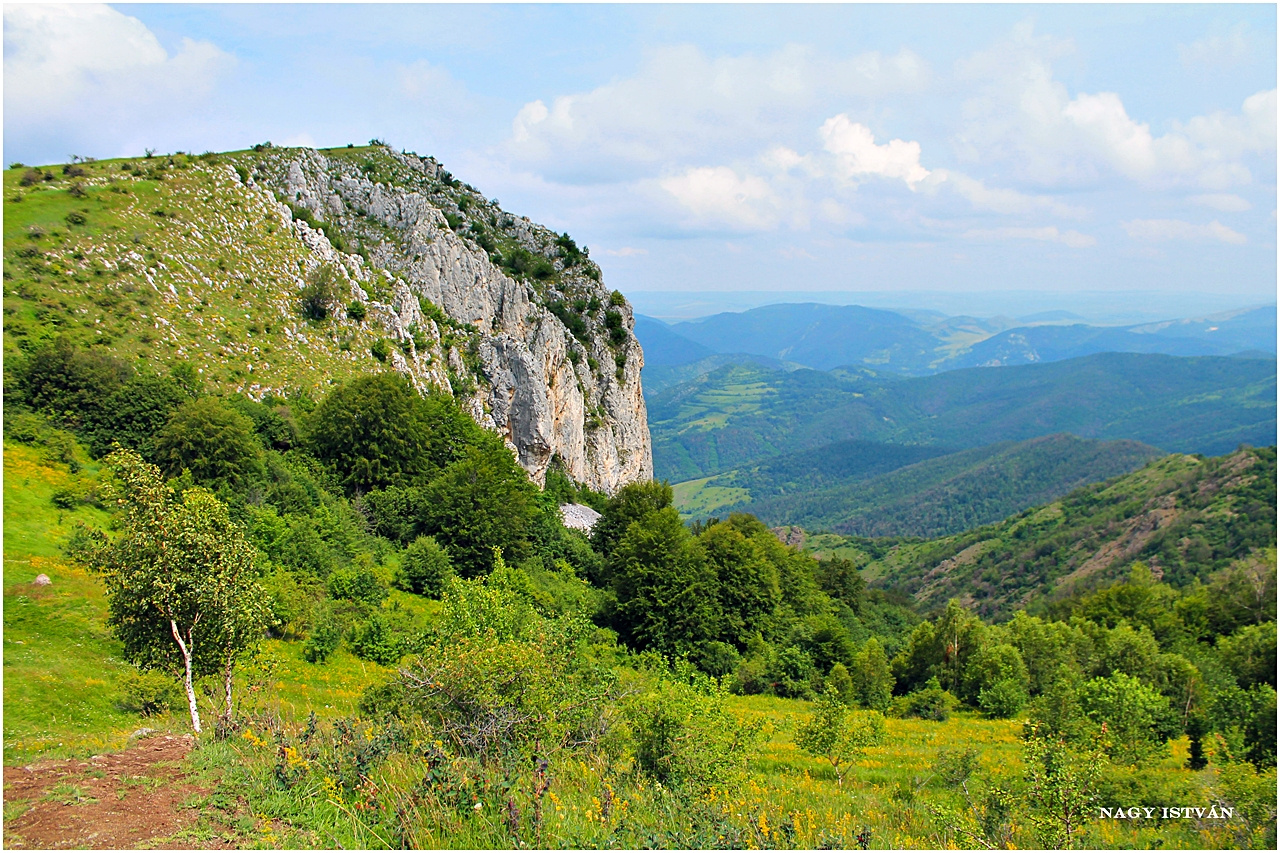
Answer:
[
  {"left": 559, "top": 503, "right": 602, "bottom": 533},
  {"left": 249, "top": 146, "right": 652, "bottom": 494}
]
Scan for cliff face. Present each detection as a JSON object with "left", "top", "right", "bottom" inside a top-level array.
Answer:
[{"left": 247, "top": 146, "right": 651, "bottom": 493}]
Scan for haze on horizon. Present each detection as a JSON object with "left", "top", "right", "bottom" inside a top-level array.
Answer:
[{"left": 5, "top": 3, "right": 1276, "bottom": 312}]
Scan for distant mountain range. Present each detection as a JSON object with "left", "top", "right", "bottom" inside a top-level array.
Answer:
[
  {"left": 636, "top": 302, "right": 1276, "bottom": 376},
  {"left": 639, "top": 300, "right": 1275, "bottom": 556},
  {"left": 650, "top": 352, "right": 1277, "bottom": 483}
]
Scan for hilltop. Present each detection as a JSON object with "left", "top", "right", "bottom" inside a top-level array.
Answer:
[{"left": 3, "top": 144, "right": 650, "bottom": 492}]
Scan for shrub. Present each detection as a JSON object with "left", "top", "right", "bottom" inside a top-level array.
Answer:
[
  {"left": 307, "top": 374, "right": 474, "bottom": 495},
  {"left": 348, "top": 613, "right": 401, "bottom": 666},
  {"left": 5, "top": 411, "right": 46, "bottom": 444},
  {"left": 420, "top": 442, "right": 539, "bottom": 578},
  {"left": 384, "top": 583, "right": 618, "bottom": 764},
  {"left": 851, "top": 637, "right": 895, "bottom": 712},
  {"left": 629, "top": 668, "right": 764, "bottom": 793},
  {"left": 87, "top": 374, "right": 187, "bottom": 459},
  {"left": 16, "top": 337, "right": 132, "bottom": 429},
  {"left": 828, "top": 661, "right": 855, "bottom": 704},
  {"left": 979, "top": 677, "right": 1029, "bottom": 718},
  {"left": 346, "top": 300, "right": 367, "bottom": 322},
  {"left": 303, "top": 605, "right": 342, "bottom": 664},
  {"left": 371, "top": 338, "right": 390, "bottom": 361},
  {"left": 299, "top": 263, "right": 342, "bottom": 321},
  {"left": 327, "top": 563, "right": 389, "bottom": 606},
  {"left": 796, "top": 684, "right": 887, "bottom": 786},
  {"left": 899, "top": 677, "right": 953, "bottom": 721},
  {"left": 118, "top": 669, "right": 181, "bottom": 716},
  {"left": 1080, "top": 673, "right": 1175, "bottom": 765},
  {"left": 394, "top": 535, "right": 454, "bottom": 597}
]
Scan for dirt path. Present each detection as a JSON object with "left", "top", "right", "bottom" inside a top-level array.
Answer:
[{"left": 3, "top": 733, "right": 228, "bottom": 849}]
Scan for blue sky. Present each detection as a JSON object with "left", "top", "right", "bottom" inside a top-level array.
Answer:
[{"left": 5, "top": 4, "right": 1276, "bottom": 311}]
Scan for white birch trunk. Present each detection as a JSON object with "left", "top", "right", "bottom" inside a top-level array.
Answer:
[{"left": 170, "top": 618, "right": 202, "bottom": 733}]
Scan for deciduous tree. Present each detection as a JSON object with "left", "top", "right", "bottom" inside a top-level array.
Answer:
[{"left": 72, "top": 449, "right": 269, "bottom": 732}]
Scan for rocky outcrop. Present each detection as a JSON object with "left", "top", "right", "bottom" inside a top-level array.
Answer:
[
  {"left": 559, "top": 503, "right": 602, "bottom": 533},
  {"left": 246, "top": 146, "right": 651, "bottom": 494}
]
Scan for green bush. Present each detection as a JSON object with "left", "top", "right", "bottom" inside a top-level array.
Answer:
[
  {"left": 153, "top": 396, "right": 264, "bottom": 490},
  {"left": 303, "top": 605, "right": 342, "bottom": 664},
  {"left": 327, "top": 563, "right": 388, "bottom": 606},
  {"left": 898, "top": 677, "right": 954, "bottom": 721},
  {"left": 394, "top": 535, "right": 454, "bottom": 598},
  {"left": 796, "top": 684, "right": 887, "bottom": 786},
  {"left": 383, "top": 582, "right": 618, "bottom": 764},
  {"left": 1080, "top": 673, "right": 1175, "bottom": 765},
  {"left": 117, "top": 669, "right": 181, "bottom": 716},
  {"left": 348, "top": 613, "right": 402, "bottom": 666},
  {"left": 87, "top": 374, "right": 187, "bottom": 459},
  {"left": 629, "top": 668, "right": 764, "bottom": 793},
  {"left": 979, "top": 677, "right": 1029, "bottom": 718},
  {"left": 16, "top": 336, "right": 132, "bottom": 429},
  {"left": 299, "top": 263, "right": 342, "bottom": 321},
  {"left": 346, "top": 300, "right": 367, "bottom": 322}
]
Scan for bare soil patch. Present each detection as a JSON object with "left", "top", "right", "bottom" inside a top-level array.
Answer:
[{"left": 3, "top": 734, "right": 228, "bottom": 849}]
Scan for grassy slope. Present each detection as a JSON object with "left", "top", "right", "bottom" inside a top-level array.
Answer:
[
  {"left": 1, "top": 440, "right": 400, "bottom": 765},
  {"left": 0, "top": 441, "right": 1229, "bottom": 849},
  {"left": 3, "top": 154, "right": 411, "bottom": 398},
  {"left": 823, "top": 447, "right": 1276, "bottom": 619}
]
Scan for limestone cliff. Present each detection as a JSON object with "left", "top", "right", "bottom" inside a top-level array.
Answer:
[{"left": 244, "top": 145, "right": 651, "bottom": 493}]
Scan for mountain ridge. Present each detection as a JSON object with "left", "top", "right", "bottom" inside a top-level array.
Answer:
[{"left": 3, "top": 145, "right": 651, "bottom": 493}]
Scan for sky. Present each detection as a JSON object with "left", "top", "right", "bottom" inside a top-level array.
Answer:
[{"left": 4, "top": 3, "right": 1277, "bottom": 316}]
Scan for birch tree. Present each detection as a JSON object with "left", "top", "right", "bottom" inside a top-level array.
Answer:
[{"left": 73, "top": 448, "right": 268, "bottom": 732}]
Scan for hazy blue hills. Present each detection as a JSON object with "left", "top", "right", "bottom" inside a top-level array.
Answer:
[
  {"left": 633, "top": 315, "right": 715, "bottom": 367},
  {"left": 635, "top": 302, "right": 1276, "bottom": 376},
  {"left": 711, "top": 434, "right": 1164, "bottom": 539},
  {"left": 950, "top": 306, "right": 1279, "bottom": 368},
  {"left": 660, "top": 303, "right": 945, "bottom": 373},
  {"left": 650, "top": 352, "right": 1277, "bottom": 482}
]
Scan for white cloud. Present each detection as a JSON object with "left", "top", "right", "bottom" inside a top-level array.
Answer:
[
  {"left": 603, "top": 246, "right": 648, "bottom": 257},
  {"left": 1188, "top": 193, "right": 1253, "bottom": 212},
  {"left": 954, "top": 25, "right": 1275, "bottom": 189},
  {"left": 658, "top": 166, "right": 786, "bottom": 232},
  {"left": 819, "top": 115, "right": 930, "bottom": 187},
  {"left": 4, "top": 4, "right": 234, "bottom": 117},
  {"left": 506, "top": 43, "right": 929, "bottom": 181},
  {"left": 1122, "top": 219, "right": 1247, "bottom": 245},
  {"left": 923, "top": 169, "right": 1086, "bottom": 218},
  {"left": 1179, "top": 24, "right": 1251, "bottom": 69},
  {"left": 963, "top": 226, "right": 1096, "bottom": 249}
]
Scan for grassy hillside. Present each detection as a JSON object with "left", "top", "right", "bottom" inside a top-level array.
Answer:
[
  {"left": 816, "top": 446, "right": 1277, "bottom": 619},
  {"left": 679, "top": 434, "right": 1162, "bottom": 538},
  {"left": 2, "top": 145, "right": 618, "bottom": 401},
  {"left": 650, "top": 353, "right": 1276, "bottom": 481},
  {"left": 3, "top": 151, "right": 400, "bottom": 396}
]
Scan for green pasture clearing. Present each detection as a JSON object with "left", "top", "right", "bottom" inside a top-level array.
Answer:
[{"left": 672, "top": 476, "right": 751, "bottom": 519}]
